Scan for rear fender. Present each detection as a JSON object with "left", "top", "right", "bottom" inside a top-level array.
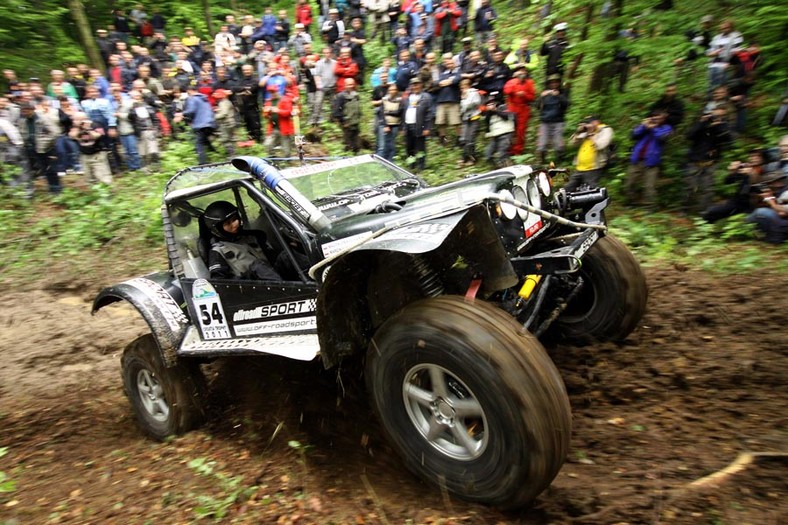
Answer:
[{"left": 92, "top": 272, "right": 190, "bottom": 367}]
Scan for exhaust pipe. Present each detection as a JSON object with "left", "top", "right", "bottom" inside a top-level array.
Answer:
[{"left": 232, "top": 156, "right": 331, "bottom": 232}]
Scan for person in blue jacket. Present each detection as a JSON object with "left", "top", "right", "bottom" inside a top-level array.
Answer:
[
  {"left": 176, "top": 84, "right": 216, "bottom": 164},
  {"left": 625, "top": 110, "right": 673, "bottom": 209}
]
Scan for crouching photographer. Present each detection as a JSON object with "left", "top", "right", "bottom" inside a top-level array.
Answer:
[
  {"left": 702, "top": 147, "right": 767, "bottom": 223},
  {"left": 746, "top": 136, "right": 788, "bottom": 243}
]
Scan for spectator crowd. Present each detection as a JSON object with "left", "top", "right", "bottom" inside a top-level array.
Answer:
[{"left": 0, "top": 2, "right": 786, "bottom": 243}]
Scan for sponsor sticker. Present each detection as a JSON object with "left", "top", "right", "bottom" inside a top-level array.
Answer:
[
  {"left": 234, "top": 316, "right": 318, "bottom": 336},
  {"left": 574, "top": 230, "right": 599, "bottom": 258},
  {"left": 321, "top": 231, "right": 374, "bottom": 258},
  {"left": 232, "top": 299, "right": 317, "bottom": 322},
  {"left": 281, "top": 155, "right": 374, "bottom": 179},
  {"left": 192, "top": 279, "right": 231, "bottom": 340}
]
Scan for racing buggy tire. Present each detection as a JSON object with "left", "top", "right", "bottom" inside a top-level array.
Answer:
[
  {"left": 550, "top": 234, "right": 647, "bottom": 344},
  {"left": 121, "top": 334, "right": 206, "bottom": 441},
  {"left": 366, "top": 296, "right": 571, "bottom": 509}
]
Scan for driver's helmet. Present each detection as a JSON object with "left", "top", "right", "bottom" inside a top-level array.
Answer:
[{"left": 204, "top": 200, "right": 240, "bottom": 239}]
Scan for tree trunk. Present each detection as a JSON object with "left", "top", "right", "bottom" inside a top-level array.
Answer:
[
  {"left": 581, "top": 4, "right": 594, "bottom": 41},
  {"left": 607, "top": 0, "right": 625, "bottom": 41},
  {"left": 68, "top": 0, "right": 103, "bottom": 69},
  {"left": 203, "top": 0, "right": 214, "bottom": 36}
]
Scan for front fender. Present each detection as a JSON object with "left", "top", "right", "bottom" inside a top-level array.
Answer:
[{"left": 92, "top": 272, "right": 190, "bottom": 367}]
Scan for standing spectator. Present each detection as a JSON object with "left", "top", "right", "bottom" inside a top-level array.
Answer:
[
  {"left": 80, "top": 85, "right": 116, "bottom": 143},
  {"left": 503, "top": 63, "right": 535, "bottom": 156},
  {"left": 366, "top": 0, "right": 390, "bottom": 44},
  {"left": 458, "top": 78, "right": 481, "bottom": 166},
  {"left": 624, "top": 111, "right": 673, "bottom": 209},
  {"left": 322, "top": 9, "right": 345, "bottom": 44},
  {"left": 377, "top": 84, "right": 403, "bottom": 160},
  {"left": 274, "top": 10, "right": 291, "bottom": 51},
  {"left": 540, "top": 22, "right": 569, "bottom": 82},
  {"left": 333, "top": 78, "right": 362, "bottom": 153},
  {"left": 19, "top": 102, "right": 61, "bottom": 196},
  {"left": 434, "top": 0, "right": 463, "bottom": 54},
  {"left": 177, "top": 84, "right": 216, "bottom": 164},
  {"left": 483, "top": 94, "right": 514, "bottom": 168},
  {"left": 264, "top": 87, "right": 296, "bottom": 157},
  {"left": 706, "top": 20, "right": 743, "bottom": 92},
  {"left": 535, "top": 74, "right": 569, "bottom": 164},
  {"left": 454, "top": 37, "right": 474, "bottom": 68},
  {"left": 648, "top": 83, "right": 685, "bottom": 128},
  {"left": 395, "top": 49, "right": 420, "bottom": 92},
  {"left": 310, "top": 47, "right": 337, "bottom": 126},
  {"left": 505, "top": 38, "right": 540, "bottom": 75},
  {"left": 434, "top": 53, "right": 461, "bottom": 146},
  {"left": 151, "top": 8, "right": 167, "bottom": 35},
  {"left": 54, "top": 97, "right": 81, "bottom": 175},
  {"left": 473, "top": 0, "right": 497, "bottom": 45},
  {"left": 460, "top": 49, "right": 485, "bottom": 86},
  {"left": 392, "top": 27, "right": 412, "bottom": 55},
  {"left": 684, "top": 107, "right": 732, "bottom": 213},
  {"left": 115, "top": 87, "right": 142, "bottom": 171},
  {"left": 728, "top": 71, "right": 756, "bottom": 134},
  {"left": 66, "top": 67, "right": 88, "bottom": 101},
  {"left": 401, "top": 77, "right": 434, "bottom": 172},
  {"left": 0, "top": 116, "right": 24, "bottom": 185},
  {"left": 334, "top": 47, "right": 360, "bottom": 93},
  {"left": 296, "top": 0, "right": 314, "bottom": 33},
  {"left": 128, "top": 90, "right": 160, "bottom": 167},
  {"left": 289, "top": 23, "right": 313, "bottom": 57},
  {"left": 479, "top": 50, "right": 510, "bottom": 94},
  {"left": 348, "top": 18, "right": 368, "bottom": 84},
  {"left": 234, "top": 64, "right": 261, "bottom": 145},
  {"left": 213, "top": 89, "right": 237, "bottom": 156},
  {"left": 214, "top": 25, "right": 236, "bottom": 55},
  {"left": 70, "top": 112, "right": 113, "bottom": 185},
  {"left": 46, "top": 70, "right": 78, "bottom": 100},
  {"left": 113, "top": 9, "right": 132, "bottom": 43},
  {"left": 564, "top": 116, "right": 614, "bottom": 192}
]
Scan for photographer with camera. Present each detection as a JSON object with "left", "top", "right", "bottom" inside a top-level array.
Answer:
[
  {"left": 564, "top": 115, "right": 614, "bottom": 192},
  {"left": 702, "top": 148, "right": 768, "bottom": 223},
  {"left": 683, "top": 106, "right": 732, "bottom": 213},
  {"left": 69, "top": 112, "right": 113, "bottom": 185},
  {"left": 482, "top": 92, "right": 514, "bottom": 168},
  {"left": 624, "top": 111, "right": 673, "bottom": 210},
  {"left": 744, "top": 136, "right": 788, "bottom": 243}
]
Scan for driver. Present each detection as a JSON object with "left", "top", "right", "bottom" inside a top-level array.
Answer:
[{"left": 203, "top": 201, "right": 283, "bottom": 281}]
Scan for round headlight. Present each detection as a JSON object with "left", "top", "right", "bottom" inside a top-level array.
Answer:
[
  {"left": 527, "top": 178, "right": 542, "bottom": 211},
  {"left": 497, "top": 189, "right": 517, "bottom": 220},
  {"left": 537, "top": 172, "right": 551, "bottom": 196},
  {"left": 512, "top": 185, "right": 528, "bottom": 220}
]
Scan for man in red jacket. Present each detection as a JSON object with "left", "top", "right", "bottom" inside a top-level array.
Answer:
[
  {"left": 264, "top": 87, "right": 296, "bottom": 157},
  {"left": 503, "top": 63, "right": 536, "bottom": 156},
  {"left": 434, "top": 0, "right": 463, "bottom": 54},
  {"left": 334, "top": 47, "right": 359, "bottom": 93},
  {"left": 295, "top": 0, "right": 313, "bottom": 33}
]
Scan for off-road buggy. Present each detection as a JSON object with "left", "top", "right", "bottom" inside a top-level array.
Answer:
[{"left": 94, "top": 152, "right": 646, "bottom": 509}]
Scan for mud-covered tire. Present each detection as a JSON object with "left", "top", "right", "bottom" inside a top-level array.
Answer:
[
  {"left": 366, "top": 296, "right": 571, "bottom": 509},
  {"left": 550, "top": 234, "right": 647, "bottom": 344},
  {"left": 121, "top": 334, "right": 206, "bottom": 440}
]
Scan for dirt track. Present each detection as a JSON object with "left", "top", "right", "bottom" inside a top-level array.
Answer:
[{"left": 0, "top": 267, "right": 786, "bottom": 524}]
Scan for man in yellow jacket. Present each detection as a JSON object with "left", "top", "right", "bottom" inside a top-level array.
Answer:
[{"left": 564, "top": 115, "right": 614, "bottom": 192}]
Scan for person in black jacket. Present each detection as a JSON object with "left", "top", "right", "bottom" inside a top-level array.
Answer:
[
  {"left": 540, "top": 22, "right": 569, "bottom": 83},
  {"left": 401, "top": 77, "right": 435, "bottom": 172},
  {"left": 536, "top": 74, "right": 569, "bottom": 164},
  {"left": 684, "top": 107, "right": 732, "bottom": 213},
  {"left": 234, "top": 64, "right": 261, "bottom": 144},
  {"left": 648, "top": 83, "right": 685, "bottom": 128},
  {"left": 702, "top": 148, "right": 768, "bottom": 222}
]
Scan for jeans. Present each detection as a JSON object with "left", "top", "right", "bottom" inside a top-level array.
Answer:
[
  {"left": 747, "top": 207, "right": 788, "bottom": 244},
  {"left": 380, "top": 125, "right": 398, "bottom": 161},
  {"left": 55, "top": 136, "right": 80, "bottom": 172},
  {"left": 194, "top": 127, "right": 215, "bottom": 164},
  {"left": 120, "top": 133, "right": 141, "bottom": 170}
]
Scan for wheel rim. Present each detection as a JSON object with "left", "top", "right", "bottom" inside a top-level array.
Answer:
[
  {"left": 136, "top": 368, "right": 170, "bottom": 423},
  {"left": 402, "top": 364, "right": 488, "bottom": 461}
]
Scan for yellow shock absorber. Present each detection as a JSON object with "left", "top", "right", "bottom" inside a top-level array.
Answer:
[{"left": 518, "top": 274, "right": 542, "bottom": 300}]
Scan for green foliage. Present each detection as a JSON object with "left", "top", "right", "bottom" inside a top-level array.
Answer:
[
  {"left": 0, "top": 447, "right": 17, "bottom": 494},
  {"left": 187, "top": 457, "right": 257, "bottom": 522}
]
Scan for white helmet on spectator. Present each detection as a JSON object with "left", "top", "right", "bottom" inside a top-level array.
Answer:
[{"left": 554, "top": 22, "right": 568, "bottom": 32}]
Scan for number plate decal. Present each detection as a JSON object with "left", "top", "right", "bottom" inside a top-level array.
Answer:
[{"left": 192, "top": 279, "right": 231, "bottom": 340}]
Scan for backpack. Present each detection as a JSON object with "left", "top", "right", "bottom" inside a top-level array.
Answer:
[{"left": 140, "top": 21, "right": 154, "bottom": 37}]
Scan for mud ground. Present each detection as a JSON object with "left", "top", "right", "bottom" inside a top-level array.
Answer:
[{"left": 0, "top": 266, "right": 785, "bottom": 524}]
